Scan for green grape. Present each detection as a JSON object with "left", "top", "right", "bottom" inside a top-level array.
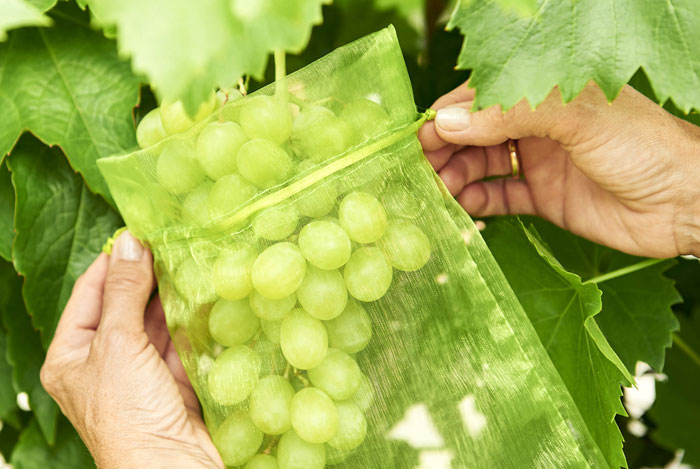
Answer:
[
  {"left": 338, "top": 192, "right": 387, "bottom": 243},
  {"left": 250, "top": 375, "right": 295, "bottom": 435},
  {"left": 290, "top": 387, "right": 339, "bottom": 444},
  {"left": 197, "top": 121, "right": 248, "bottom": 179},
  {"left": 261, "top": 319, "right": 282, "bottom": 344},
  {"left": 245, "top": 454, "right": 279, "bottom": 469},
  {"left": 377, "top": 221, "right": 431, "bottom": 271},
  {"left": 295, "top": 182, "right": 338, "bottom": 218},
  {"left": 280, "top": 308, "right": 327, "bottom": 369},
  {"left": 239, "top": 95, "right": 293, "bottom": 144},
  {"left": 213, "top": 246, "right": 256, "bottom": 300},
  {"left": 298, "top": 221, "right": 351, "bottom": 270},
  {"left": 352, "top": 373, "right": 375, "bottom": 412},
  {"left": 250, "top": 290, "right": 297, "bottom": 321},
  {"left": 339, "top": 98, "right": 390, "bottom": 142},
  {"left": 252, "top": 242, "right": 306, "bottom": 299},
  {"left": 381, "top": 183, "right": 426, "bottom": 220},
  {"left": 344, "top": 247, "right": 393, "bottom": 302},
  {"left": 277, "top": 430, "right": 326, "bottom": 469},
  {"left": 156, "top": 141, "right": 205, "bottom": 194},
  {"left": 253, "top": 206, "right": 299, "bottom": 241},
  {"left": 325, "top": 301, "right": 372, "bottom": 353},
  {"left": 327, "top": 401, "right": 367, "bottom": 451},
  {"left": 291, "top": 106, "right": 353, "bottom": 162},
  {"left": 325, "top": 445, "right": 351, "bottom": 465},
  {"left": 182, "top": 181, "right": 213, "bottom": 226},
  {"left": 209, "top": 298, "right": 260, "bottom": 346},
  {"left": 207, "top": 345, "right": 261, "bottom": 405},
  {"left": 173, "top": 257, "right": 217, "bottom": 304},
  {"left": 253, "top": 337, "right": 286, "bottom": 374},
  {"left": 208, "top": 173, "right": 259, "bottom": 220},
  {"left": 297, "top": 266, "right": 348, "bottom": 320},
  {"left": 212, "top": 410, "right": 263, "bottom": 467},
  {"left": 160, "top": 91, "right": 217, "bottom": 135},
  {"left": 237, "top": 139, "right": 293, "bottom": 189},
  {"left": 308, "top": 349, "right": 361, "bottom": 401},
  {"left": 136, "top": 107, "right": 168, "bottom": 148}
]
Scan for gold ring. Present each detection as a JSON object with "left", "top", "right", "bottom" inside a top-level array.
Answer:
[{"left": 507, "top": 139, "right": 521, "bottom": 179}]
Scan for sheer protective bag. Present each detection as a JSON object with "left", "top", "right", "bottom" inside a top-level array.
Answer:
[{"left": 99, "top": 27, "right": 608, "bottom": 469}]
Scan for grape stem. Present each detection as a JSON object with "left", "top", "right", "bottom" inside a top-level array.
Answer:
[
  {"left": 262, "top": 436, "right": 279, "bottom": 454},
  {"left": 283, "top": 363, "right": 291, "bottom": 379},
  {"left": 293, "top": 368, "right": 310, "bottom": 387},
  {"left": 274, "top": 50, "right": 288, "bottom": 101},
  {"left": 238, "top": 77, "right": 247, "bottom": 96}
]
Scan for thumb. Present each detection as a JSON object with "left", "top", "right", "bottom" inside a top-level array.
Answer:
[
  {"left": 98, "top": 230, "right": 154, "bottom": 335},
  {"left": 433, "top": 86, "right": 591, "bottom": 147}
]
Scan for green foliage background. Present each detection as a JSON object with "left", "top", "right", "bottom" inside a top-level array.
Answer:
[{"left": 0, "top": 0, "right": 699, "bottom": 467}]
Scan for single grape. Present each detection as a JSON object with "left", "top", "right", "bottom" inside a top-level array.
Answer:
[
  {"left": 261, "top": 319, "right": 282, "bottom": 344},
  {"left": 325, "top": 445, "right": 351, "bottom": 466},
  {"left": 344, "top": 247, "right": 393, "bottom": 302},
  {"left": 207, "top": 345, "right": 260, "bottom": 405},
  {"left": 297, "top": 267, "right": 348, "bottom": 321},
  {"left": 136, "top": 108, "right": 168, "bottom": 148},
  {"left": 156, "top": 141, "right": 205, "bottom": 194},
  {"left": 280, "top": 308, "right": 328, "bottom": 369},
  {"left": 182, "top": 181, "right": 213, "bottom": 226},
  {"left": 239, "top": 95, "right": 293, "bottom": 144},
  {"left": 290, "top": 387, "right": 339, "bottom": 444},
  {"left": 338, "top": 192, "right": 388, "bottom": 243},
  {"left": 291, "top": 106, "right": 353, "bottom": 162},
  {"left": 245, "top": 454, "right": 279, "bottom": 469},
  {"left": 252, "top": 242, "right": 306, "bottom": 299},
  {"left": 277, "top": 430, "right": 326, "bottom": 469},
  {"left": 209, "top": 298, "right": 260, "bottom": 346},
  {"left": 213, "top": 246, "right": 256, "bottom": 300},
  {"left": 377, "top": 221, "right": 431, "bottom": 271},
  {"left": 295, "top": 183, "right": 338, "bottom": 218},
  {"left": 160, "top": 91, "right": 217, "bottom": 135},
  {"left": 237, "top": 139, "right": 293, "bottom": 189},
  {"left": 325, "top": 301, "right": 372, "bottom": 353},
  {"left": 298, "top": 221, "right": 351, "bottom": 270},
  {"left": 307, "top": 349, "right": 361, "bottom": 401},
  {"left": 250, "top": 290, "right": 297, "bottom": 321},
  {"left": 197, "top": 121, "right": 248, "bottom": 179},
  {"left": 173, "top": 257, "right": 217, "bottom": 304},
  {"left": 212, "top": 410, "right": 263, "bottom": 467},
  {"left": 250, "top": 375, "right": 295, "bottom": 435},
  {"left": 352, "top": 373, "right": 375, "bottom": 412},
  {"left": 381, "top": 183, "right": 426, "bottom": 220},
  {"left": 327, "top": 401, "right": 367, "bottom": 451},
  {"left": 253, "top": 205, "right": 299, "bottom": 241},
  {"left": 208, "top": 173, "right": 259, "bottom": 220},
  {"left": 339, "top": 98, "right": 390, "bottom": 142}
]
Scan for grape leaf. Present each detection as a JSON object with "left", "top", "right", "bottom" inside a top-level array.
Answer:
[
  {"left": 10, "top": 417, "right": 95, "bottom": 469},
  {"left": 8, "top": 136, "right": 122, "bottom": 348},
  {"left": 84, "top": 0, "right": 328, "bottom": 114},
  {"left": 649, "top": 311, "right": 700, "bottom": 466},
  {"left": 0, "top": 0, "right": 51, "bottom": 41},
  {"left": 527, "top": 219, "right": 681, "bottom": 373},
  {"left": 0, "top": 162, "right": 14, "bottom": 261},
  {"left": 0, "top": 258, "right": 58, "bottom": 446},
  {"left": 483, "top": 218, "right": 632, "bottom": 468},
  {"left": 0, "top": 5, "right": 140, "bottom": 203},
  {"left": 448, "top": 0, "right": 700, "bottom": 113}
]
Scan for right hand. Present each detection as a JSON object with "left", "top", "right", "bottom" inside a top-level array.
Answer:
[{"left": 418, "top": 82, "right": 700, "bottom": 258}]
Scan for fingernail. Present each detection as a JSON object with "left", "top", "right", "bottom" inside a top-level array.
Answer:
[
  {"left": 436, "top": 106, "right": 470, "bottom": 131},
  {"left": 115, "top": 231, "right": 144, "bottom": 261}
]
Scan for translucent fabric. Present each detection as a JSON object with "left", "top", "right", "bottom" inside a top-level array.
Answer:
[{"left": 99, "top": 27, "right": 607, "bottom": 468}]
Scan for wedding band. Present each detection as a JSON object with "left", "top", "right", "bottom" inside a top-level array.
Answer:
[{"left": 507, "top": 139, "right": 521, "bottom": 179}]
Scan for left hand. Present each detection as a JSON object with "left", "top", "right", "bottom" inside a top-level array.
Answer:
[{"left": 40, "top": 231, "right": 223, "bottom": 469}]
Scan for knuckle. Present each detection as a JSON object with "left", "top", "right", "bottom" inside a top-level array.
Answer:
[
  {"left": 104, "top": 268, "right": 148, "bottom": 296},
  {"left": 40, "top": 360, "right": 60, "bottom": 395}
]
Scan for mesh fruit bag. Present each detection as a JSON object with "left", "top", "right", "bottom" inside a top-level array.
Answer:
[{"left": 98, "top": 27, "right": 608, "bottom": 468}]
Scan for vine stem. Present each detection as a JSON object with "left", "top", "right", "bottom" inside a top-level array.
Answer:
[
  {"left": 274, "top": 49, "right": 287, "bottom": 101},
  {"left": 672, "top": 333, "right": 700, "bottom": 369},
  {"left": 583, "top": 258, "right": 667, "bottom": 285}
]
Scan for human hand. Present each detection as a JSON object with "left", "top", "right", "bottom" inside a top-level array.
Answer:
[
  {"left": 40, "top": 231, "right": 224, "bottom": 469},
  {"left": 419, "top": 82, "right": 700, "bottom": 258}
]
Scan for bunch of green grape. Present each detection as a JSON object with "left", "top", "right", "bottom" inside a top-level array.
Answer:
[{"left": 135, "top": 91, "right": 431, "bottom": 468}]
